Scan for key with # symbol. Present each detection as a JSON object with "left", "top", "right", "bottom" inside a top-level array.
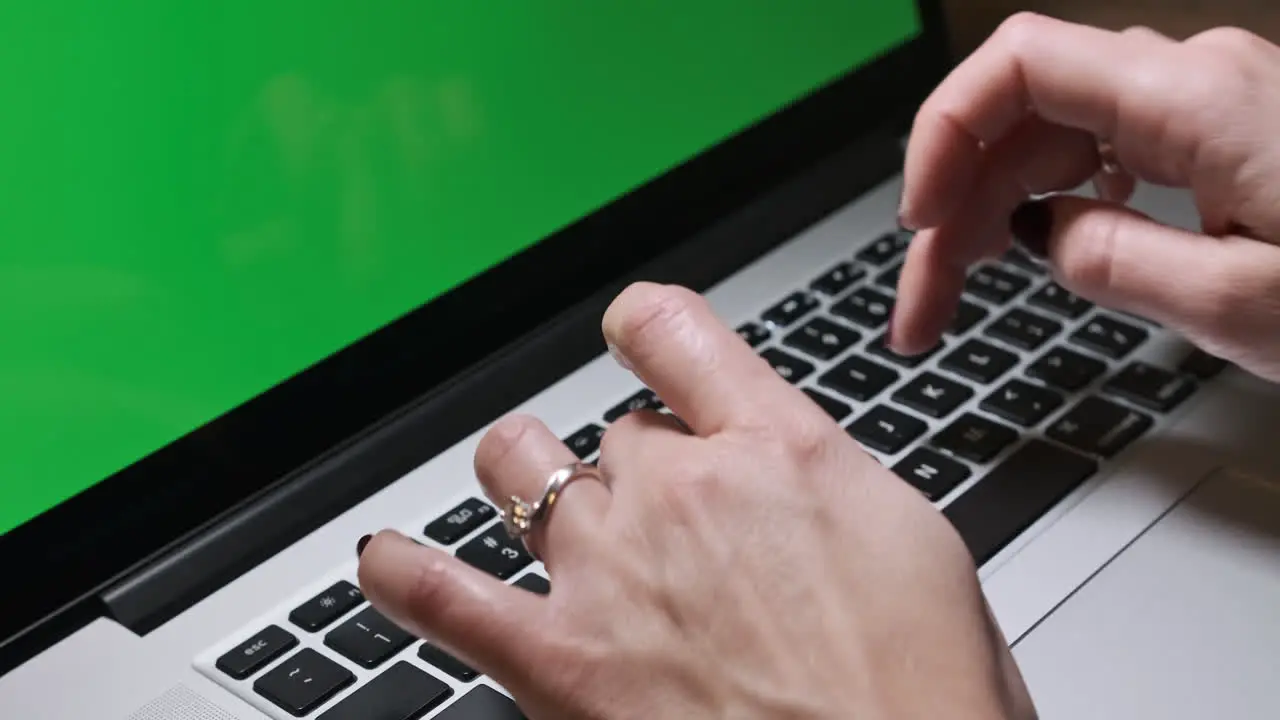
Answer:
[{"left": 457, "top": 526, "right": 534, "bottom": 579}]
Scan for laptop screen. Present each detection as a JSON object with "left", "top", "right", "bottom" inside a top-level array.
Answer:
[{"left": 0, "top": 2, "right": 921, "bottom": 537}]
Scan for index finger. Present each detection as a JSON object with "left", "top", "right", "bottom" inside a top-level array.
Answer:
[
  {"left": 601, "top": 282, "right": 828, "bottom": 436},
  {"left": 900, "top": 13, "right": 1186, "bottom": 230}
]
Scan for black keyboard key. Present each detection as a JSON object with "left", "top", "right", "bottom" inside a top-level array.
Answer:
[
  {"left": 324, "top": 606, "right": 415, "bottom": 669},
  {"left": 875, "top": 263, "right": 903, "bottom": 289},
  {"left": 419, "top": 642, "right": 479, "bottom": 682},
  {"left": 891, "top": 372, "right": 974, "bottom": 419},
  {"left": 604, "top": 388, "right": 664, "bottom": 422},
  {"left": 1028, "top": 282, "right": 1093, "bottom": 319},
  {"left": 856, "top": 230, "right": 912, "bottom": 266},
  {"left": 318, "top": 661, "right": 453, "bottom": 720},
  {"left": 1069, "top": 315, "right": 1148, "bottom": 358},
  {"left": 944, "top": 440, "right": 1098, "bottom": 565},
  {"left": 847, "top": 406, "right": 928, "bottom": 454},
  {"left": 457, "top": 526, "right": 534, "bottom": 579},
  {"left": 1103, "top": 362, "right": 1196, "bottom": 412},
  {"left": 830, "top": 287, "right": 895, "bottom": 329},
  {"left": 931, "top": 413, "right": 1019, "bottom": 463},
  {"left": 803, "top": 388, "right": 853, "bottom": 422},
  {"left": 984, "top": 308, "right": 1062, "bottom": 351},
  {"left": 940, "top": 340, "right": 1018, "bottom": 384},
  {"left": 1047, "top": 396, "right": 1153, "bottom": 458},
  {"left": 513, "top": 573, "right": 551, "bottom": 595},
  {"left": 810, "top": 261, "right": 865, "bottom": 296},
  {"left": 762, "top": 291, "right": 819, "bottom": 328},
  {"left": 424, "top": 499, "right": 497, "bottom": 545},
  {"left": 563, "top": 424, "right": 605, "bottom": 459},
  {"left": 783, "top": 317, "right": 861, "bottom": 361},
  {"left": 866, "top": 334, "right": 943, "bottom": 369},
  {"left": 254, "top": 648, "right": 354, "bottom": 717},
  {"left": 760, "top": 347, "right": 816, "bottom": 384},
  {"left": 289, "top": 581, "right": 364, "bottom": 632},
  {"left": 948, "top": 300, "right": 990, "bottom": 335},
  {"left": 1179, "top": 347, "right": 1231, "bottom": 380},
  {"left": 1002, "top": 247, "right": 1048, "bottom": 274},
  {"left": 980, "top": 380, "right": 1064, "bottom": 427},
  {"left": 435, "top": 686, "right": 527, "bottom": 720},
  {"left": 217, "top": 625, "right": 298, "bottom": 681},
  {"left": 1026, "top": 346, "right": 1107, "bottom": 392},
  {"left": 965, "top": 266, "right": 1031, "bottom": 304},
  {"left": 736, "top": 321, "right": 771, "bottom": 348},
  {"left": 819, "top": 355, "right": 899, "bottom": 402},
  {"left": 892, "top": 447, "right": 972, "bottom": 501}
]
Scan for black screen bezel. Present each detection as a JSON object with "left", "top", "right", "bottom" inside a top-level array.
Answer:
[{"left": 1, "top": 0, "right": 950, "bottom": 655}]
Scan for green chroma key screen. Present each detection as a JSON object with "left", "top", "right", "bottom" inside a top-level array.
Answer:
[{"left": 0, "top": 2, "right": 920, "bottom": 535}]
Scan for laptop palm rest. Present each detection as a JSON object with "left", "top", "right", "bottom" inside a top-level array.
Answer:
[{"left": 1012, "top": 465, "right": 1280, "bottom": 718}]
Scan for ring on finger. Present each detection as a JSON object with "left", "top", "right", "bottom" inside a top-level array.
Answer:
[
  {"left": 500, "top": 462, "right": 603, "bottom": 541},
  {"left": 1097, "top": 138, "right": 1122, "bottom": 175}
]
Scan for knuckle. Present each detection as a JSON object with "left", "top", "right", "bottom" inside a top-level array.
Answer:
[
  {"left": 597, "top": 412, "right": 643, "bottom": 458},
  {"left": 1120, "top": 25, "right": 1175, "bottom": 47},
  {"left": 1182, "top": 29, "right": 1265, "bottom": 100},
  {"left": 912, "top": 12, "right": 1050, "bottom": 144},
  {"left": 779, "top": 419, "right": 835, "bottom": 470},
  {"left": 992, "top": 12, "right": 1051, "bottom": 59},
  {"left": 1121, "top": 54, "right": 1185, "bottom": 109},
  {"left": 1121, "top": 24, "right": 1157, "bottom": 37},
  {"left": 1186, "top": 26, "right": 1268, "bottom": 55}
]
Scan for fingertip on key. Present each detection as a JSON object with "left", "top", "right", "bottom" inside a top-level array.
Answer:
[{"left": 886, "top": 314, "right": 931, "bottom": 358}]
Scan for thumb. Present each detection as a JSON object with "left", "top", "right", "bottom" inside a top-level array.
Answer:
[
  {"left": 1011, "top": 195, "right": 1280, "bottom": 348},
  {"left": 357, "top": 530, "right": 548, "bottom": 685}
]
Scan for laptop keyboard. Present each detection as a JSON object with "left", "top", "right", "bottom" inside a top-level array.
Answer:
[{"left": 195, "top": 229, "right": 1231, "bottom": 719}]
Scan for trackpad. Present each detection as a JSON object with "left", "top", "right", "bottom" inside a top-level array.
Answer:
[{"left": 1013, "top": 466, "right": 1280, "bottom": 719}]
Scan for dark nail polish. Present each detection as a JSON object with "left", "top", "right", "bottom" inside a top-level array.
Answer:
[
  {"left": 356, "top": 534, "right": 372, "bottom": 558},
  {"left": 1010, "top": 200, "right": 1053, "bottom": 257}
]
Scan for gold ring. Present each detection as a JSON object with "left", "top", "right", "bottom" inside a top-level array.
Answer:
[
  {"left": 1097, "top": 138, "right": 1122, "bottom": 175},
  {"left": 500, "top": 462, "right": 602, "bottom": 539}
]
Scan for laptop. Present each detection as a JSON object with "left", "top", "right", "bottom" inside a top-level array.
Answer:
[{"left": 4, "top": 2, "right": 1280, "bottom": 718}]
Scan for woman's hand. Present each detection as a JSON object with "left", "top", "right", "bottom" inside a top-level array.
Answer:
[
  {"left": 358, "top": 282, "right": 1033, "bottom": 719},
  {"left": 893, "top": 13, "right": 1280, "bottom": 382}
]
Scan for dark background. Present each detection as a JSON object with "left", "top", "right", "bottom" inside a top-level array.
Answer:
[{"left": 946, "top": 0, "right": 1279, "bottom": 53}]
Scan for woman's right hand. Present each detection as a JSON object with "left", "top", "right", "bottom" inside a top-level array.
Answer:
[{"left": 892, "top": 13, "right": 1280, "bottom": 383}]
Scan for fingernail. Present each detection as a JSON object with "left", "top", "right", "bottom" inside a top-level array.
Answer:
[
  {"left": 897, "top": 186, "right": 916, "bottom": 231},
  {"left": 356, "top": 534, "right": 372, "bottom": 558},
  {"left": 1010, "top": 200, "right": 1053, "bottom": 257},
  {"left": 606, "top": 341, "right": 633, "bottom": 371}
]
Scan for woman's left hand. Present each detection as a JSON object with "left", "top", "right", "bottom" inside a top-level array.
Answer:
[{"left": 358, "top": 282, "right": 1035, "bottom": 720}]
